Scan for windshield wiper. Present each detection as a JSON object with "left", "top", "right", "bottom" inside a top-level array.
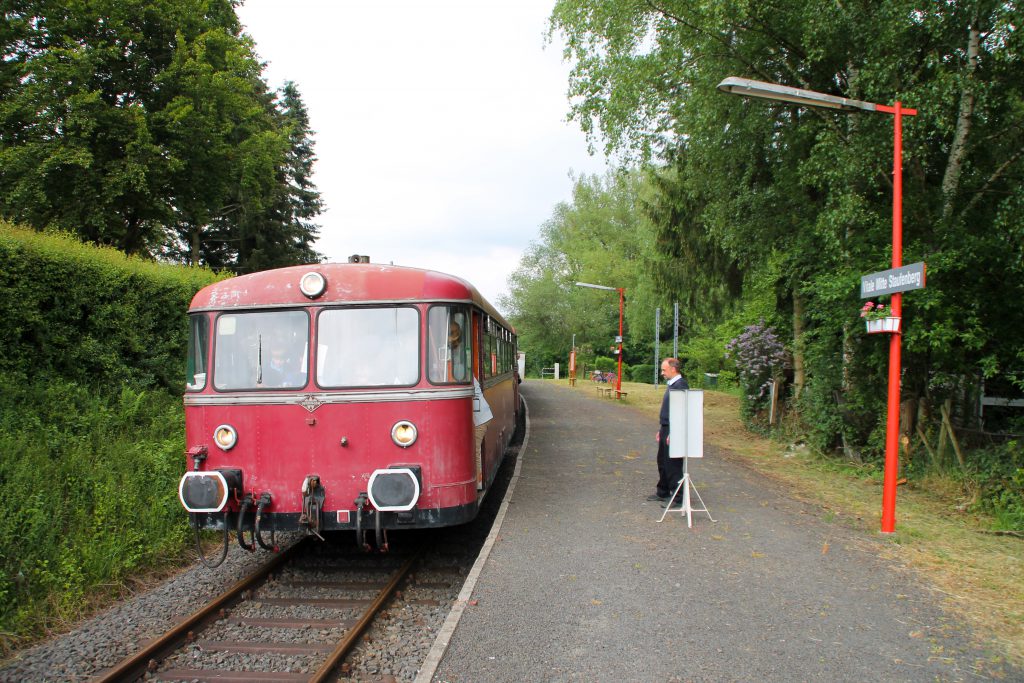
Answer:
[{"left": 256, "top": 333, "right": 263, "bottom": 385}]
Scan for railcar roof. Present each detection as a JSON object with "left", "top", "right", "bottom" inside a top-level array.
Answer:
[{"left": 190, "top": 263, "right": 511, "bottom": 330}]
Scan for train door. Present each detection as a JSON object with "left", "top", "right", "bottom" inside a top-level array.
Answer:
[
  {"left": 471, "top": 311, "right": 481, "bottom": 379},
  {"left": 512, "top": 334, "right": 520, "bottom": 419},
  {"left": 471, "top": 310, "right": 485, "bottom": 489}
]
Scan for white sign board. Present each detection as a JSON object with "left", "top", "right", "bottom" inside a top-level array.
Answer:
[
  {"left": 669, "top": 390, "right": 703, "bottom": 459},
  {"left": 860, "top": 261, "right": 926, "bottom": 298}
]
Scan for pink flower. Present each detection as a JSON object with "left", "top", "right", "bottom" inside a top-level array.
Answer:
[{"left": 859, "top": 300, "right": 892, "bottom": 321}]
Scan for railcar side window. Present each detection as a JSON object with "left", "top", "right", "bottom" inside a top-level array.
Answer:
[
  {"left": 186, "top": 314, "right": 209, "bottom": 391},
  {"left": 479, "top": 319, "right": 488, "bottom": 379},
  {"left": 213, "top": 311, "right": 309, "bottom": 391},
  {"left": 317, "top": 307, "right": 419, "bottom": 387},
  {"left": 427, "top": 305, "right": 471, "bottom": 384}
]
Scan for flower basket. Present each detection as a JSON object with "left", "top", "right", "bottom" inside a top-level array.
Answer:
[{"left": 865, "top": 316, "right": 901, "bottom": 334}]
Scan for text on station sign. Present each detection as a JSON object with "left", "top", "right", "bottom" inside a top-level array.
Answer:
[{"left": 860, "top": 262, "right": 926, "bottom": 298}]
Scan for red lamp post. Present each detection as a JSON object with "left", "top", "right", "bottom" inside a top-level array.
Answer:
[
  {"left": 576, "top": 281, "right": 626, "bottom": 396},
  {"left": 718, "top": 77, "right": 917, "bottom": 533}
]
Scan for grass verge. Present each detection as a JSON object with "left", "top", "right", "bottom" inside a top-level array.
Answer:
[{"left": 554, "top": 377, "right": 1023, "bottom": 670}]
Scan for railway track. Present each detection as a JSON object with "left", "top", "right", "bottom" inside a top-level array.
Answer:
[
  {"left": 94, "top": 538, "right": 428, "bottom": 682},
  {"left": 0, "top": 404, "right": 525, "bottom": 683}
]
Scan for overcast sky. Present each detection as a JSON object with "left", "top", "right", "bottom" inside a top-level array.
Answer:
[{"left": 234, "top": 0, "right": 607, "bottom": 312}]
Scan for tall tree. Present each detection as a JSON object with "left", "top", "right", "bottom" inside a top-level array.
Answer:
[
  {"left": 640, "top": 162, "right": 743, "bottom": 325},
  {"left": 0, "top": 0, "right": 323, "bottom": 269},
  {"left": 503, "top": 171, "right": 661, "bottom": 372},
  {"left": 549, "top": 0, "right": 1024, "bottom": 452},
  {"left": 239, "top": 80, "right": 323, "bottom": 272}
]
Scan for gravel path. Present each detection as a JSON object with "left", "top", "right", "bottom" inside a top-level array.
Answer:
[{"left": 432, "top": 380, "right": 1018, "bottom": 682}]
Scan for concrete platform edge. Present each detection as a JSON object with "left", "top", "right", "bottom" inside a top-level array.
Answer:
[{"left": 414, "top": 397, "right": 531, "bottom": 683}]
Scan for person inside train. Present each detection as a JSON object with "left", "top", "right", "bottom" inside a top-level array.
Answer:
[
  {"left": 447, "top": 320, "right": 469, "bottom": 382},
  {"left": 262, "top": 338, "right": 305, "bottom": 388},
  {"left": 448, "top": 320, "right": 462, "bottom": 347}
]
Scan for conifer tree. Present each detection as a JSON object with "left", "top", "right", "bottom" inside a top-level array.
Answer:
[{"left": 0, "top": 0, "right": 324, "bottom": 270}]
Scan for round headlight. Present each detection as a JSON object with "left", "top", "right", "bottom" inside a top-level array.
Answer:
[
  {"left": 213, "top": 424, "right": 237, "bottom": 451},
  {"left": 391, "top": 420, "right": 418, "bottom": 448},
  {"left": 299, "top": 271, "right": 327, "bottom": 298}
]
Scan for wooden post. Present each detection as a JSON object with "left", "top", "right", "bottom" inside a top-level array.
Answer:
[
  {"left": 937, "top": 403, "right": 949, "bottom": 467},
  {"left": 768, "top": 379, "right": 781, "bottom": 425},
  {"left": 941, "top": 400, "right": 966, "bottom": 470}
]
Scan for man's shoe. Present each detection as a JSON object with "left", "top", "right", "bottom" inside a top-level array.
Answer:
[
  {"left": 661, "top": 499, "right": 683, "bottom": 510},
  {"left": 646, "top": 494, "right": 669, "bottom": 502}
]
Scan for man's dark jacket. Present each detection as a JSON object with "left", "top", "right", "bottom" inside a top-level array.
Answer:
[{"left": 659, "top": 375, "right": 690, "bottom": 432}]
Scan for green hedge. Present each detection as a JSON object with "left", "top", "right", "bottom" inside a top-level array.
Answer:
[
  {"left": 0, "top": 223, "right": 223, "bottom": 391},
  {"left": 0, "top": 223, "right": 224, "bottom": 648},
  {"left": 630, "top": 363, "right": 656, "bottom": 383}
]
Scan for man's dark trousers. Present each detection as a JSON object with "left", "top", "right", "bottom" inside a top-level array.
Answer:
[{"left": 656, "top": 377, "right": 689, "bottom": 500}]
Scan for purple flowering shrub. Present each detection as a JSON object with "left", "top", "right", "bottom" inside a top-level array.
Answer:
[{"left": 725, "top": 321, "right": 787, "bottom": 412}]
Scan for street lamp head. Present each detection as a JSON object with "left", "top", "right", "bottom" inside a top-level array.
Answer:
[
  {"left": 717, "top": 76, "right": 876, "bottom": 113},
  {"left": 575, "top": 281, "right": 617, "bottom": 291}
]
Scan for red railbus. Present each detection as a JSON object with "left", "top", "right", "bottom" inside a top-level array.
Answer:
[{"left": 178, "top": 262, "right": 519, "bottom": 554}]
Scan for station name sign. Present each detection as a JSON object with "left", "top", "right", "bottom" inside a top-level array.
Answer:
[{"left": 860, "top": 262, "right": 926, "bottom": 298}]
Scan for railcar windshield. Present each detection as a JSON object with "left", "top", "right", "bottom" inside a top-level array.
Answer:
[
  {"left": 427, "top": 305, "right": 471, "bottom": 384},
  {"left": 316, "top": 307, "right": 419, "bottom": 387},
  {"left": 186, "top": 314, "right": 209, "bottom": 391},
  {"left": 213, "top": 310, "right": 309, "bottom": 390}
]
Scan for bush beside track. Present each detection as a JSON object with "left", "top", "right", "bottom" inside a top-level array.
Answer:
[{"left": 0, "top": 223, "right": 223, "bottom": 654}]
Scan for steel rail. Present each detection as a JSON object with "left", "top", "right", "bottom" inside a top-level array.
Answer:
[
  {"left": 309, "top": 551, "right": 420, "bottom": 683},
  {"left": 94, "top": 538, "right": 308, "bottom": 683}
]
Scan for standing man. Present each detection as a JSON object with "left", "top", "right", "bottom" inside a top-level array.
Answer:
[{"left": 647, "top": 357, "right": 689, "bottom": 507}]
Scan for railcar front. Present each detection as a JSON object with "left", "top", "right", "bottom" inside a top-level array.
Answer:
[{"left": 178, "top": 263, "right": 518, "bottom": 553}]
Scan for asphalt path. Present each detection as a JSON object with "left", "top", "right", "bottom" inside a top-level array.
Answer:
[{"left": 430, "top": 380, "right": 1013, "bottom": 682}]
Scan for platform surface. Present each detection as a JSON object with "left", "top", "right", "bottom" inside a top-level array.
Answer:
[{"left": 429, "top": 380, "right": 1008, "bottom": 682}]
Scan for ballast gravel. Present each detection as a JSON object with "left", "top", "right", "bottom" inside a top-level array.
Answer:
[
  {"left": 0, "top": 535, "right": 480, "bottom": 683},
  {"left": 0, "top": 534, "right": 302, "bottom": 683}
]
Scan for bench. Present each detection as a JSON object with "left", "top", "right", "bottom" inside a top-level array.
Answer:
[{"left": 596, "top": 386, "right": 614, "bottom": 398}]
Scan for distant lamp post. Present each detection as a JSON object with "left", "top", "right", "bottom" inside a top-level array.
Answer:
[
  {"left": 718, "top": 76, "right": 917, "bottom": 534},
  {"left": 575, "top": 281, "right": 625, "bottom": 397}
]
